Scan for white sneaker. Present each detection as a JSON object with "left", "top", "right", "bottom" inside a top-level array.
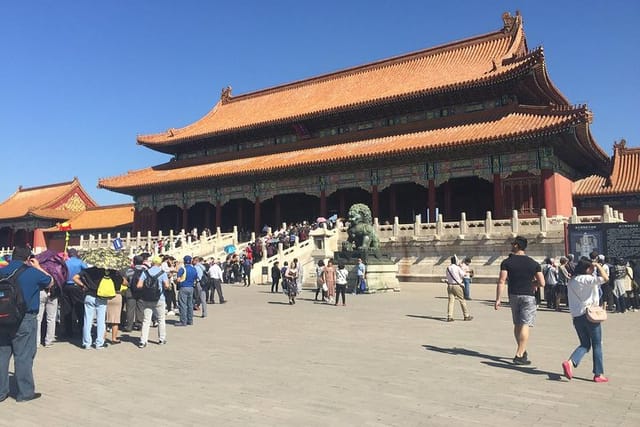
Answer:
[{"left": 166, "top": 310, "right": 175, "bottom": 316}]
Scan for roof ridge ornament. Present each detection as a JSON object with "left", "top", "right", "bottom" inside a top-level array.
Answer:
[
  {"left": 221, "top": 86, "right": 233, "bottom": 104},
  {"left": 613, "top": 138, "right": 627, "bottom": 153},
  {"left": 502, "top": 11, "right": 521, "bottom": 33}
]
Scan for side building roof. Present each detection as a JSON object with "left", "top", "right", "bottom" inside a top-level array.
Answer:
[
  {"left": 0, "top": 178, "right": 98, "bottom": 222},
  {"left": 574, "top": 140, "right": 640, "bottom": 197},
  {"left": 43, "top": 204, "right": 134, "bottom": 232},
  {"left": 137, "top": 12, "right": 567, "bottom": 150}
]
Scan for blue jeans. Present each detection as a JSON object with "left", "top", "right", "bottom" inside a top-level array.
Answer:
[
  {"left": 178, "top": 287, "right": 194, "bottom": 325},
  {"left": 463, "top": 278, "right": 471, "bottom": 299},
  {"left": 570, "top": 314, "right": 604, "bottom": 376},
  {"left": 0, "top": 313, "right": 38, "bottom": 400},
  {"left": 83, "top": 295, "right": 107, "bottom": 348}
]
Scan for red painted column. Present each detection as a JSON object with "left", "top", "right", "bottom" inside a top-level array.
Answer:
[
  {"left": 215, "top": 202, "right": 222, "bottom": 229},
  {"left": 204, "top": 204, "right": 211, "bottom": 230},
  {"left": 493, "top": 173, "right": 504, "bottom": 219},
  {"left": 132, "top": 209, "right": 138, "bottom": 234},
  {"left": 339, "top": 191, "right": 346, "bottom": 217},
  {"left": 151, "top": 208, "right": 158, "bottom": 234},
  {"left": 389, "top": 185, "right": 397, "bottom": 219},
  {"left": 320, "top": 190, "right": 327, "bottom": 218},
  {"left": 274, "top": 197, "right": 281, "bottom": 226},
  {"left": 444, "top": 181, "right": 452, "bottom": 220},
  {"left": 428, "top": 179, "right": 436, "bottom": 221},
  {"left": 254, "top": 198, "right": 261, "bottom": 234},
  {"left": 182, "top": 205, "right": 188, "bottom": 232},
  {"left": 541, "top": 169, "right": 554, "bottom": 214},
  {"left": 371, "top": 185, "right": 379, "bottom": 220},
  {"left": 236, "top": 202, "right": 243, "bottom": 228}
]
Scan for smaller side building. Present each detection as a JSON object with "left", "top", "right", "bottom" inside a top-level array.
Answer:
[
  {"left": 574, "top": 140, "right": 640, "bottom": 221},
  {"left": 0, "top": 178, "right": 97, "bottom": 248}
]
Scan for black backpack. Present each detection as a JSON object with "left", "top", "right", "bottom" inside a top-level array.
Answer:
[
  {"left": 128, "top": 266, "right": 147, "bottom": 298},
  {"left": 141, "top": 270, "right": 164, "bottom": 302},
  {"left": 0, "top": 265, "right": 29, "bottom": 333}
]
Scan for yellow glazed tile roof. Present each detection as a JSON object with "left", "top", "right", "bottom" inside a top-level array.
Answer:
[
  {"left": 43, "top": 204, "right": 134, "bottom": 231},
  {"left": 0, "top": 178, "right": 96, "bottom": 221},
  {"left": 574, "top": 142, "right": 640, "bottom": 196},
  {"left": 138, "top": 13, "right": 540, "bottom": 146}
]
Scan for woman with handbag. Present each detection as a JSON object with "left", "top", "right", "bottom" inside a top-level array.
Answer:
[{"left": 562, "top": 257, "right": 609, "bottom": 383}]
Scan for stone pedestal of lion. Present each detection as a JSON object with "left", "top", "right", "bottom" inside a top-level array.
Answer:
[{"left": 334, "top": 203, "right": 399, "bottom": 292}]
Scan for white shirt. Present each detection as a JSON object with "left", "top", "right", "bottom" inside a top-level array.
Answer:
[
  {"left": 208, "top": 263, "right": 223, "bottom": 280},
  {"left": 567, "top": 274, "right": 606, "bottom": 318},
  {"left": 336, "top": 268, "right": 348, "bottom": 285},
  {"left": 446, "top": 264, "right": 465, "bottom": 285}
]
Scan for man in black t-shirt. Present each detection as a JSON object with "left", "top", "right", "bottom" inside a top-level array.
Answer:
[{"left": 495, "top": 236, "right": 545, "bottom": 365}]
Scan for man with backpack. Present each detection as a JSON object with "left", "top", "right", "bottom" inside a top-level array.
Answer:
[
  {"left": 136, "top": 256, "right": 169, "bottom": 348},
  {"left": 0, "top": 246, "right": 53, "bottom": 402},
  {"left": 123, "top": 255, "right": 147, "bottom": 332}
]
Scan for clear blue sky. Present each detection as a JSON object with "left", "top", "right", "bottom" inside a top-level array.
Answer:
[{"left": 2, "top": 1, "right": 638, "bottom": 206}]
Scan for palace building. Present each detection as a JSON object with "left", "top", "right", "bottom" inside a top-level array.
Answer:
[
  {"left": 99, "top": 12, "right": 611, "bottom": 235},
  {"left": 0, "top": 178, "right": 98, "bottom": 248}
]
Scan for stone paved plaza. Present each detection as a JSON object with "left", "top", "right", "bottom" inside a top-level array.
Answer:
[{"left": 4, "top": 282, "right": 640, "bottom": 426}]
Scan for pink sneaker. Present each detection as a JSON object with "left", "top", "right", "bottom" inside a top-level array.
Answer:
[
  {"left": 562, "top": 360, "right": 573, "bottom": 380},
  {"left": 593, "top": 375, "right": 609, "bottom": 383}
]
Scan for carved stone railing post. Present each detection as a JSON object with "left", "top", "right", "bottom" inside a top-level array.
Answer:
[
  {"left": 374, "top": 217, "right": 380, "bottom": 233},
  {"left": 435, "top": 214, "right": 444, "bottom": 238},
  {"left": 539, "top": 208, "right": 548, "bottom": 235},
  {"left": 484, "top": 211, "right": 493, "bottom": 236},
  {"left": 511, "top": 210, "right": 519, "bottom": 235},
  {"left": 136, "top": 231, "right": 141, "bottom": 249},
  {"left": 570, "top": 207, "right": 578, "bottom": 224},
  {"left": 414, "top": 214, "right": 421, "bottom": 236},
  {"left": 459, "top": 212, "right": 468, "bottom": 237},
  {"left": 233, "top": 226, "right": 238, "bottom": 245},
  {"left": 602, "top": 205, "right": 611, "bottom": 222},
  {"left": 146, "top": 231, "right": 152, "bottom": 249},
  {"left": 393, "top": 216, "right": 399, "bottom": 237},
  {"left": 126, "top": 232, "right": 131, "bottom": 249},
  {"left": 216, "top": 227, "right": 221, "bottom": 239}
]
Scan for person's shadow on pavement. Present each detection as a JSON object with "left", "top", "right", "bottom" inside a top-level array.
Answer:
[{"left": 422, "top": 344, "right": 563, "bottom": 381}]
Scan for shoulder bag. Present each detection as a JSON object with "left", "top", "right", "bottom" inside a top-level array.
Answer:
[{"left": 569, "top": 283, "right": 607, "bottom": 323}]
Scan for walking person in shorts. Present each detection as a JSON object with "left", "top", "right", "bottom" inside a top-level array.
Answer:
[{"left": 494, "top": 236, "right": 545, "bottom": 365}]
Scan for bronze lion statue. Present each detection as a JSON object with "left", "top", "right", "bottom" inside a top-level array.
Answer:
[{"left": 342, "top": 203, "right": 380, "bottom": 251}]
